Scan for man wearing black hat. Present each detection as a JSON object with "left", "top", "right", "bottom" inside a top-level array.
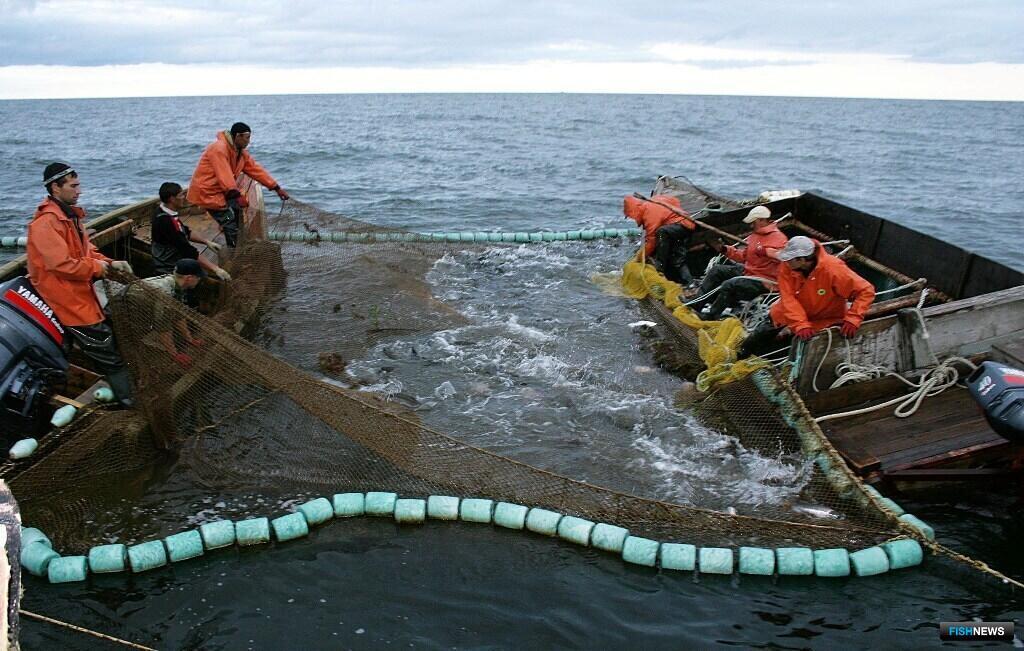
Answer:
[
  {"left": 26, "top": 162, "right": 136, "bottom": 405},
  {"left": 186, "top": 122, "right": 289, "bottom": 248},
  {"left": 138, "top": 258, "right": 208, "bottom": 368}
]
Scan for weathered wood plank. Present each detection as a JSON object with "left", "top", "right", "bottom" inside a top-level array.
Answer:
[
  {"left": 886, "top": 468, "right": 1017, "bottom": 481},
  {"left": 90, "top": 219, "right": 134, "bottom": 249},
  {"left": 884, "top": 437, "right": 1010, "bottom": 472},
  {"left": 803, "top": 374, "right": 909, "bottom": 414},
  {"left": 992, "top": 338, "right": 1024, "bottom": 367}
]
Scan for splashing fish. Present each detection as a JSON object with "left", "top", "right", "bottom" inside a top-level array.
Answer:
[{"left": 790, "top": 502, "right": 842, "bottom": 520}]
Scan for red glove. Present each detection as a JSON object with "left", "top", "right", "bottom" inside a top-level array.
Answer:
[
  {"left": 840, "top": 320, "right": 860, "bottom": 338},
  {"left": 273, "top": 185, "right": 290, "bottom": 200},
  {"left": 794, "top": 327, "right": 814, "bottom": 341},
  {"left": 172, "top": 352, "right": 193, "bottom": 368}
]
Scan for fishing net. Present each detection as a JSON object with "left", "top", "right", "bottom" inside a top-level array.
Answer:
[{"left": 8, "top": 190, "right": 914, "bottom": 563}]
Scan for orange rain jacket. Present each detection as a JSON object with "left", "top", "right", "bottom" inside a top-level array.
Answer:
[
  {"left": 769, "top": 239, "right": 876, "bottom": 332},
  {"left": 724, "top": 223, "right": 788, "bottom": 282},
  {"left": 623, "top": 195, "right": 696, "bottom": 257},
  {"left": 26, "top": 197, "right": 112, "bottom": 326},
  {"left": 186, "top": 131, "right": 278, "bottom": 210}
]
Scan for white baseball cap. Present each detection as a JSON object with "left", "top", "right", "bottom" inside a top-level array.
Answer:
[
  {"left": 743, "top": 205, "right": 771, "bottom": 224},
  {"left": 776, "top": 235, "right": 816, "bottom": 261}
]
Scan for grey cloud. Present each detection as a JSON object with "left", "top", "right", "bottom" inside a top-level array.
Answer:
[{"left": 0, "top": 0, "right": 1021, "bottom": 68}]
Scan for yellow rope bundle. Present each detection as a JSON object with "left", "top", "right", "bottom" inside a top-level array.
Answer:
[{"left": 621, "top": 260, "right": 768, "bottom": 390}]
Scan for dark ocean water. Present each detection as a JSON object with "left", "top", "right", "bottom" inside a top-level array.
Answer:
[{"left": 1, "top": 94, "right": 1022, "bottom": 649}]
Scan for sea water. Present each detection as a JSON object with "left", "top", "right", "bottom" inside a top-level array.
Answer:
[{"left": 1, "top": 94, "right": 1021, "bottom": 649}]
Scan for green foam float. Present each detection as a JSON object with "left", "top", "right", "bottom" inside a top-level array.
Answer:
[
  {"left": 879, "top": 498, "right": 905, "bottom": 516},
  {"left": 812, "top": 548, "right": 850, "bottom": 577},
  {"left": 525, "top": 508, "right": 561, "bottom": 536},
  {"left": 776, "top": 547, "right": 814, "bottom": 576},
  {"left": 738, "top": 547, "right": 775, "bottom": 576},
  {"left": 659, "top": 543, "right": 696, "bottom": 571},
  {"left": 365, "top": 492, "right": 398, "bottom": 516},
  {"left": 556, "top": 516, "right": 594, "bottom": 547},
  {"left": 21, "top": 527, "right": 51, "bottom": 549},
  {"left": 235, "top": 518, "right": 271, "bottom": 546},
  {"left": 88, "top": 544, "right": 127, "bottom": 573},
  {"left": 699, "top": 547, "right": 734, "bottom": 575},
  {"left": 493, "top": 503, "right": 528, "bottom": 530},
  {"left": 271, "top": 513, "right": 309, "bottom": 542},
  {"left": 459, "top": 498, "right": 494, "bottom": 524},
  {"left": 199, "top": 520, "right": 235, "bottom": 549},
  {"left": 165, "top": 531, "right": 204, "bottom": 562},
  {"left": 48, "top": 556, "right": 88, "bottom": 584},
  {"left": 299, "top": 497, "right": 334, "bottom": 526},
  {"left": 128, "top": 541, "right": 167, "bottom": 573},
  {"left": 427, "top": 496, "right": 460, "bottom": 520},
  {"left": 850, "top": 546, "right": 889, "bottom": 577},
  {"left": 882, "top": 539, "right": 923, "bottom": 569},
  {"left": 591, "top": 523, "right": 629, "bottom": 553},
  {"left": 332, "top": 493, "right": 365, "bottom": 517},
  {"left": 50, "top": 404, "right": 76, "bottom": 427},
  {"left": 21, "top": 543, "right": 59, "bottom": 577},
  {"left": 394, "top": 498, "right": 427, "bottom": 524},
  {"left": 898, "top": 514, "right": 934, "bottom": 541},
  {"left": 621, "top": 536, "right": 659, "bottom": 567}
]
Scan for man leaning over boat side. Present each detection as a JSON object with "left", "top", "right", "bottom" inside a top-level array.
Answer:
[
  {"left": 152, "top": 181, "right": 232, "bottom": 281},
  {"left": 186, "top": 122, "right": 289, "bottom": 248},
  {"left": 622, "top": 194, "right": 696, "bottom": 284},
  {"left": 689, "top": 205, "right": 788, "bottom": 320},
  {"left": 135, "top": 258, "right": 208, "bottom": 370},
  {"left": 26, "top": 162, "right": 136, "bottom": 406},
  {"left": 737, "top": 235, "right": 875, "bottom": 358}
]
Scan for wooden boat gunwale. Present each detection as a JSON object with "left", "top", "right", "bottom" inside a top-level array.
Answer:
[{"left": 643, "top": 176, "right": 1024, "bottom": 488}]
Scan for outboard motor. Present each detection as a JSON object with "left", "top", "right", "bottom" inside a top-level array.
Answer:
[
  {"left": 967, "top": 361, "right": 1024, "bottom": 443},
  {"left": 0, "top": 276, "right": 69, "bottom": 440}
]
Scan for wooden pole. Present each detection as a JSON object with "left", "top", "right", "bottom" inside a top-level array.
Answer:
[{"left": 631, "top": 193, "right": 745, "bottom": 244}]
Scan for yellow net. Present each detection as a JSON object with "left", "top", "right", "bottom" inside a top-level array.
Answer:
[{"left": 621, "top": 260, "right": 768, "bottom": 391}]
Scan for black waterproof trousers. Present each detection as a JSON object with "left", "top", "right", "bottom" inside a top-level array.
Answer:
[
  {"left": 66, "top": 320, "right": 134, "bottom": 406},
  {"left": 653, "top": 223, "right": 692, "bottom": 284}
]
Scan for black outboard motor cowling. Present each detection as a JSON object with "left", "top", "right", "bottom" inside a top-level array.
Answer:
[
  {"left": 967, "top": 360, "right": 1024, "bottom": 443},
  {"left": 0, "top": 276, "right": 69, "bottom": 438}
]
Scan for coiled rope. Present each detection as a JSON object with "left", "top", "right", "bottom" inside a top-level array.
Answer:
[{"left": 812, "top": 290, "right": 977, "bottom": 423}]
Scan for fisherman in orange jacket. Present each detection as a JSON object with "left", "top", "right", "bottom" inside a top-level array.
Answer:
[
  {"left": 26, "top": 163, "right": 136, "bottom": 405},
  {"left": 187, "top": 122, "right": 289, "bottom": 248},
  {"left": 623, "top": 194, "right": 697, "bottom": 283},
  {"left": 738, "top": 235, "right": 876, "bottom": 358},
  {"left": 690, "top": 205, "right": 788, "bottom": 319}
]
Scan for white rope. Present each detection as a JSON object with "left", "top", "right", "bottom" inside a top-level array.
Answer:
[
  {"left": 874, "top": 277, "right": 927, "bottom": 298},
  {"left": 814, "top": 356, "right": 975, "bottom": 423},
  {"left": 813, "top": 288, "right": 975, "bottom": 423}
]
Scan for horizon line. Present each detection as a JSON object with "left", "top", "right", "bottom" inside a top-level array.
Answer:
[{"left": 1, "top": 90, "right": 1021, "bottom": 104}]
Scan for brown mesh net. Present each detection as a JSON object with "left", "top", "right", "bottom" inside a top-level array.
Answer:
[{"left": 9, "top": 197, "right": 907, "bottom": 557}]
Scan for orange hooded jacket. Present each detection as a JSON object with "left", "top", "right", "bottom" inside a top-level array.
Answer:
[
  {"left": 769, "top": 240, "right": 876, "bottom": 332},
  {"left": 26, "top": 197, "right": 112, "bottom": 326},
  {"left": 186, "top": 131, "right": 278, "bottom": 210},
  {"left": 623, "top": 195, "right": 696, "bottom": 257},
  {"left": 723, "top": 223, "right": 788, "bottom": 282}
]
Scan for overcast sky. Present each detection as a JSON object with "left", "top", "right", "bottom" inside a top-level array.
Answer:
[{"left": 1, "top": 0, "right": 1022, "bottom": 100}]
